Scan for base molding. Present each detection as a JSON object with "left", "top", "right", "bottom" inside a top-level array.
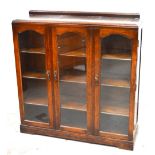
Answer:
[{"left": 20, "top": 125, "right": 134, "bottom": 150}]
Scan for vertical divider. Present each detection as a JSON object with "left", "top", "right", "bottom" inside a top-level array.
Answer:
[
  {"left": 94, "top": 28, "right": 101, "bottom": 135},
  {"left": 45, "top": 26, "right": 54, "bottom": 128},
  {"left": 86, "top": 28, "right": 94, "bottom": 134},
  {"left": 52, "top": 26, "right": 60, "bottom": 129}
]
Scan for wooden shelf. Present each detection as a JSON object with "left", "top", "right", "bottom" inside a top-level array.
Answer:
[
  {"left": 61, "top": 101, "right": 129, "bottom": 127},
  {"left": 101, "top": 78, "right": 130, "bottom": 88},
  {"left": 61, "top": 102, "right": 86, "bottom": 111},
  {"left": 60, "top": 69, "right": 86, "bottom": 83},
  {"left": 24, "top": 97, "right": 48, "bottom": 106},
  {"left": 59, "top": 48, "right": 86, "bottom": 57},
  {"left": 100, "top": 85, "right": 130, "bottom": 117},
  {"left": 20, "top": 48, "right": 45, "bottom": 54},
  {"left": 60, "top": 70, "right": 130, "bottom": 87},
  {"left": 22, "top": 72, "right": 46, "bottom": 79},
  {"left": 101, "top": 102, "right": 129, "bottom": 116},
  {"left": 23, "top": 79, "right": 48, "bottom": 106},
  {"left": 61, "top": 93, "right": 86, "bottom": 111},
  {"left": 102, "top": 53, "right": 131, "bottom": 60}
]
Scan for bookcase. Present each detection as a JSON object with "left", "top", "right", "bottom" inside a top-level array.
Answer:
[{"left": 12, "top": 10, "right": 141, "bottom": 150}]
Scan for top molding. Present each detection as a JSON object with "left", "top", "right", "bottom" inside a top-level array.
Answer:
[
  {"left": 12, "top": 10, "right": 140, "bottom": 28},
  {"left": 29, "top": 10, "right": 140, "bottom": 19}
]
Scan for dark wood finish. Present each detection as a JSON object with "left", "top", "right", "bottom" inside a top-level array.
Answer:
[
  {"left": 20, "top": 48, "right": 45, "bottom": 54},
  {"left": 12, "top": 11, "right": 141, "bottom": 150},
  {"left": 21, "top": 125, "right": 134, "bottom": 150},
  {"left": 22, "top": 72, "right": 46, "bottom": 79},
  {"left": 59, "top": 48, "right": 86, "bottom": 57},
  {"left": 102, "top": 53, "right": 131, "bottom": 60},
  {"left": 101, "top": 78, "right": 130, "bottom": 88},
  {"left": 128, "top": 30, "right": 138, "bottom": 140},
  {"left": 29, "top": 10, "right": 140, "bottom": 19},
  {"left": 101, "top": 101, "right": 129, "bottom": 116},
  {"left": 45, "top": 27, "right": 55, "bottom": 128},
  {"left": 60, "top": 69, "right": 86, "bottom": 83}
]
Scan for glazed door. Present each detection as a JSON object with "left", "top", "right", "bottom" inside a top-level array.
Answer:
[
  {"left": 13, "top": 24, "right": 54, "bottom": 128},
  {"left": 94, "top": 28, "right": 138, "bottom": 138},
  {"left": 52, "top": 27, "right": 93, "bottom": 133}
]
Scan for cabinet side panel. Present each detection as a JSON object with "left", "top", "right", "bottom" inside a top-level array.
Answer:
[
  {"left": 134, "top": 28, "right": 142, "bottom": 127},
  {"left": 12, "top": 24, "right": 25, "bottom": 123},
  {"left": 128, "top": 29, "right": 138, "bottom": 140}
]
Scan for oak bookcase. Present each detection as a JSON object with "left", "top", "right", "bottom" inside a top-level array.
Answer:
[{"left": 12, "top": 10, "right": 142, "bottom": 150}]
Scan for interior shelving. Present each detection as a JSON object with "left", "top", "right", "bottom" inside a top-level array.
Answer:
[
  {"left": 57, "top": 32, "right": 87, "bottom": 129},
  {"left": 102, "top": 53, "right": 131, "bottom": 61},
  {"left": 101, "top": 59, "right": 131, "bottom": 88},
  {"left": 23, "top": 79, "right": 48, "bottom": 106},
  {"left": 20, "top": 48, "right": 45, "bottom": 54},
  {"left": 22, "top": 72, "right": 46, "bottom": 79},
  {"left": 57, "top": 32, "right": 85, "bottom": 53},
  {"left": 61, "top": 96, "right": 86, "bottom": 111},
  {"left": 59, "top": 48, "right": 86, "bottom": 57},
  {"left": 19, "top": 30, "right": 46, "bottom": 78},
  {"left": 20, "top": 53, "right": 46, "bottom": 79},
  {"left": 101, "top": 78, "right": 130, "bottom": 88},
  {"left": 18, "top": 30, "right": 44, "bottom": 52},
  {"left": 60, "top": 68, "right": 86, "bottom": 83},
  {"left": 60, "top": 79, "right": 87, "bottom": 129},
  {"left": 101, "top": 102, "right": 129, "bottom": 116},
  {"left": 60, "top": 81, "right": 86, "bottom": 110},
  {"left": 100, "top": 32, "right": 131, "bottom": 134},
  {"left": 100, "top": 84, "right": 130, "bottom": 114}
]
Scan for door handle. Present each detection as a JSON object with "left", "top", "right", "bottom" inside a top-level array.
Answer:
[
  {"left": 46, "top": 70, "right": 50, "bottom": 80},
  {"left": 95, "top": 75, "right": 99, "bottom": 85},
  {"left": 54, "top": 70, "right": 57, "bottom": 81}
]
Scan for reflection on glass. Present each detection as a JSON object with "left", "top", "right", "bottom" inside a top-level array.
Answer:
[
  {"left": 58, "top": 32, "right": 87, "bottom": 129},
  {"left": 100, "top": 34, "right": 131, "bottom": 135}
]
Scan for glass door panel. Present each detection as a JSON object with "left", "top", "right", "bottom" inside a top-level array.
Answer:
[
  {"left": 18, "top": 30, "right": 49, "bottom": 124},
  {"left": 57, "top": 32, "right": 87, "bottom": 129},
  {"left": 100, "top": 34, "right": 132, "bottom": 135}
]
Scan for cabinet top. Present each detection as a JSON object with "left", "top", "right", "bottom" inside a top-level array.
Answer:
[{"left": 13, "top": 10, "right": 140, "bottom": 28}]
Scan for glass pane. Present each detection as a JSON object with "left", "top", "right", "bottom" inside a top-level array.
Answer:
[
  {"left": 18, "top": 30, "right": 49, "bottom": 123},
  {"left": 18, "top": 30, "right": 45, "bottom": 54},
  {"left": 57, "top": 32, "right": 87, "bottom": 129},
  {"left": 100, "top": 114, "right": 128, "bottom": 135},
  {"left": 24, "top": 104, "right": 48, "bottom": 123},
  {"left": 100, "top": 34, "right": 132, "bottom": 135}
]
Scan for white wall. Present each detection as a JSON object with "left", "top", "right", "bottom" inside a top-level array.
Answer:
[{"left": 0, "top": 0, "right": 155, "bottom": 154}]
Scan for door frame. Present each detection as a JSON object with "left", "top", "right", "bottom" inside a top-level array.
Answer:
[
  {"left": 12, "top": 22, "right": 54, "bottom": 128},
  {"left": 94, "top": 27, "right": 138, "bottom": 140},
  {"left": 51, "top": 25, "right": 94, "bottom": 134}
]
